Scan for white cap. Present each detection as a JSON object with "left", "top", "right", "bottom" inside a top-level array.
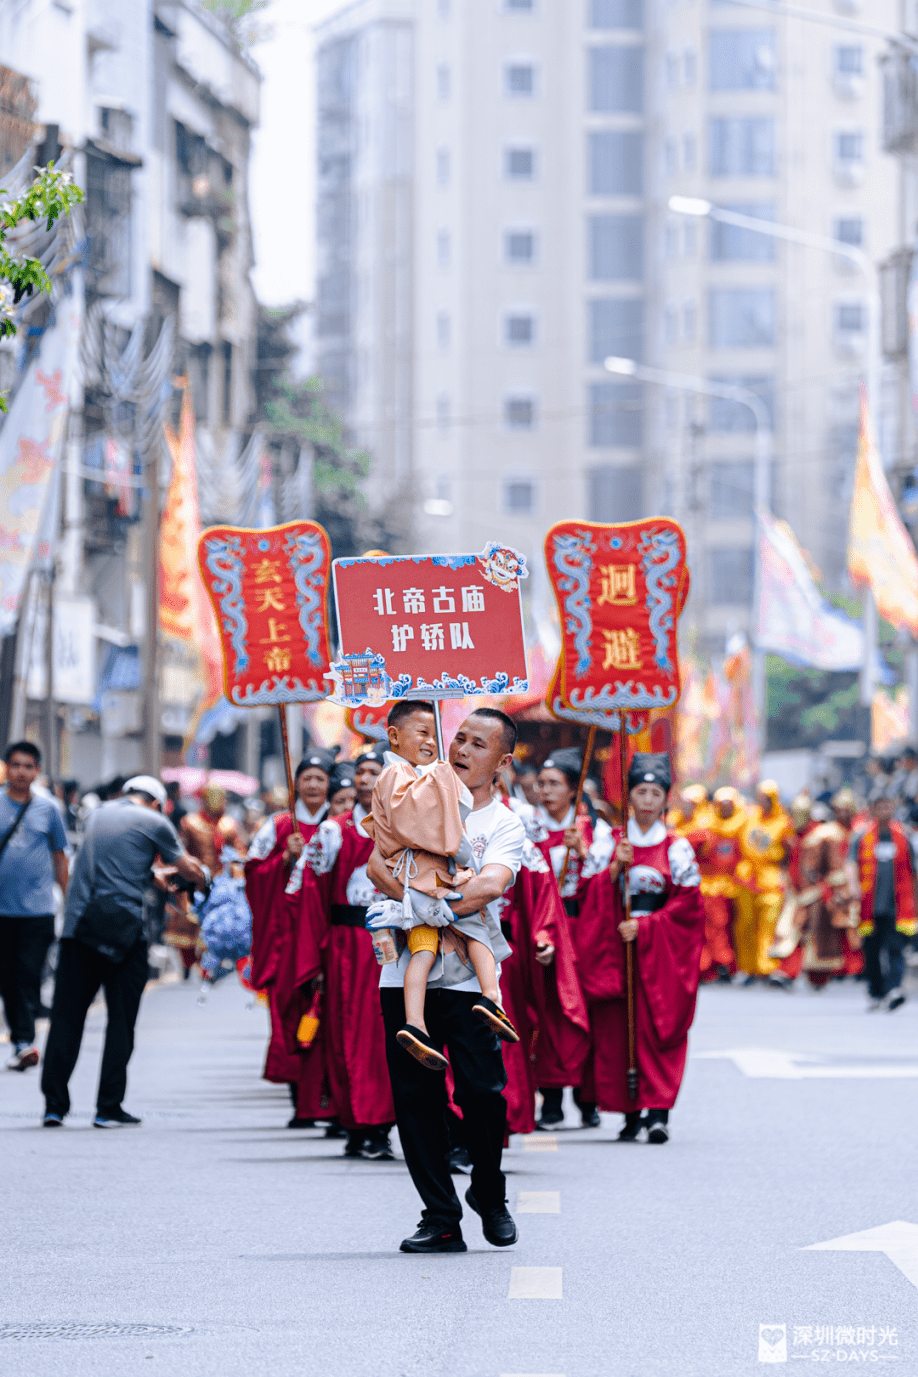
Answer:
[{"left": 123, "top": 775, "right": 168, "bottom": 808}]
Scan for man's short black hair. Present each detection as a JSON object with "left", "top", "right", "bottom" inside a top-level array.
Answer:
[
  {"left": 468, "top": 707, "right": 517, "bottom": 755},
  {"left": 387, "top": 700, "right": 435, "bottom": 729},
  {"left": 4, "top": 740, "right": 40, "bottom": 766}
]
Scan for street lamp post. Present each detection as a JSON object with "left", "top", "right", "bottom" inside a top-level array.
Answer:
[
  {"left": 603, "top": 356, "right": 772, "bottom": 718},
  {"left": 668, "top": 195, "right": 882, "bottom": 710}
]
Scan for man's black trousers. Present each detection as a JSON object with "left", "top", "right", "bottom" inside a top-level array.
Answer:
[
  {"left": 41, "top": 937, "right": 148, "bottom": 1117},
  {"left": 0, "top": 914, "right": 55, "bottom": 1048},
  {"left": 380, "top": 986, "right": 508, "bottom": 1229},
  {"left": 862, "top": 912, "right": 906, "bottom": 1001}
]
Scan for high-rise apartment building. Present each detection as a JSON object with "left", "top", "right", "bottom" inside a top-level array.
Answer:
[{"left": 314, "top": 0, "right": 899, "bottom": 647}]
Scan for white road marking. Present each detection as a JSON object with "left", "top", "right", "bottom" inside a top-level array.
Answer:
[
  {"left": 804, "top": 1221, "right": 918, "bottom": 1291},
  {"left": 517, "top": 1191, "right": 560, "bottom": 1214},
  {"left": 508, "top": 1267, "right": 563, "bottom": 1299},
  {"left": 523, "top": 1135, "right": 558, "bottom": 1152},
  {"left": 695, "top": 1048, "right": 918, "bottom": 1079}
]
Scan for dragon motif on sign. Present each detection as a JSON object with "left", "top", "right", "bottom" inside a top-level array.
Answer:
[
  {"left": 639, "top": 527, "right": 682, "bottom": 674},
  {"left": 285, "top": 527, "right": 327, "bottom": 669},
  {"left": 201, "top": 533, "right": 249, "bottom": 675},
  {"left": 551, "top": 530, "right": 595, "bottom": 677}
]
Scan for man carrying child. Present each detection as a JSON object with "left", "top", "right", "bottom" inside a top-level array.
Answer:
[{"left": 367, "top": 704, "right": 525, "bottom": 1255}]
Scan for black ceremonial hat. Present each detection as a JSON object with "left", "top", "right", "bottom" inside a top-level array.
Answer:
[
  {"left": 357, "top": 747, "right": 387, "bottom": 768},
  {"left": 541, "top": 748, "right": 583, "bottom": 787},
  {"left": 627, "top": 752, "right": 672, "bottom": 794},
  {"left": 329, "top": 764, "right": 355, "bottom": 793},
  {"left": 295, "top": 749, "right": 336, "bottom": 779}
]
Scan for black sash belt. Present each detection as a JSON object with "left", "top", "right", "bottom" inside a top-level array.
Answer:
[
  {"left": 631, "top": 895, "right": 667, "bottom": 914},
  {"left": 563, "top": 899, "right": 580, "bottom": 918},
  {"left": 330, "top": 904, "right": 369, "bottom": 928}
]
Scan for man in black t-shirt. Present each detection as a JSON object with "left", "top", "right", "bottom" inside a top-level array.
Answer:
[{"left": 41, "top": 777, "right": 207, "bottom": 1129}]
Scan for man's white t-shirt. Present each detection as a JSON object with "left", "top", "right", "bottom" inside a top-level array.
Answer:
[{"left": 379, "top": 796, "right": 525, "bottom": 994}]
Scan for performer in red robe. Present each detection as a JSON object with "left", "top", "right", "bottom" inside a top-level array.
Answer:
[
  {"left": 244, "top": 750, "right": 334, "bottom": 1126},
  {"left": 498, "top": 838, "right": 590, "bottom": 1135},
  {"left": 304, "top": 749, "right": 397, "bottom": 1159},
  {"left": 526, "top": 747, "right": 611, "bottom": 1128},
  {"left": 574, "top": 752, "right": 705, "bottom": 1144}
]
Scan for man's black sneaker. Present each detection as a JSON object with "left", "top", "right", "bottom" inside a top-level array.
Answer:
[
  {"left": 617, "top": 1111, "right": 646, "bottom": 1142},
  {"left": 449, "top": 1144, "right": 473, "bottom": 1175},
  {"left": 464, "top": 1188, "right": 518, "bottom": 1247},
  {"left": 344, "top": 1131, "right": 366, "bottom": 1158},
  {"left": 646, "top": 1116, "right": 669, "bottom": 1144},
  {"left": 887, "top": 988, "right": 907, "bottom": 1012},
  {"left": 286, "top": 1116, "right": 315, "bottom": 1129},
  {"left": 324, "top": 1122, "right": 347, "bottom": 1139},
  {"left": 361, "top": 1132, "right": 395, "bottom": 1161},
  {"left": 93, "top": 1109, "right": 141, "bottom": 1129},
  {"left": 399, "top": 1222, "right": 467, "bottom": 1253},
  {"left": 42, "top": 1112, "right": 64, "bottom": 1128},
  {"left": 579, "top": 1105, "right": 601, "bottom": 1128},
  {"left": 396, "top": 1025, "right": 449, "bottom": 1070}
]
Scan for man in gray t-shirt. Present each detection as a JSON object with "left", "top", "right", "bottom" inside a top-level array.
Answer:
[{"left": 41, "top": 777, "right": 206, "bottom": 1129}]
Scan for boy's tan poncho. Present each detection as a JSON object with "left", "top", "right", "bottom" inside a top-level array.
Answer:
[{"left": 362, "top": 758, "right": 474, "bottom": 898}]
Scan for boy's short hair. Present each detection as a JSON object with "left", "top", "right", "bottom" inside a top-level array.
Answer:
[
  {"left": 468, "top": 707, "right": 517, "bottom": 755},
  {"left": 387, "top": 700, "right": 435, "bottom": 730},
  {"left": 4, "top": 739, "right": 40, "bottom": 766}
]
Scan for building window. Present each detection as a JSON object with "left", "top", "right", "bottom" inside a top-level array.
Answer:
[
  {"left": 506, "top": 313, "right": 535, "bottom": 346},
  {"left": 589, "top": 214, "right": 644, "bottom": 281},
  {"left": 437, "top": 310, "right": 451, "bottom": 349},
  {"left": 683, "top": 220, "right": 697, "bottom": 257},
  {"left": 436, "top": 147, "right": 451, "bottom": 184},
  {"left": 437, "top": 393, "right": 451, "bottom": 432},
  {"left": 836, "top": 301, "right": 865, "bottom": 340},
  {"left": 708, "top": 376, "right": 775, "bottom": 433},
  {"left": 588, "top": 382, "right": 643, "bottom": 447},
  {"left": 683, "top": 299, "right": 697, "bottom": 342},
  {"left": 589, "top": 46, "right": 644, "bottom": 113},
  {"left": 506, "top": 63, "right": 535, "bottom": 96},
  {"left": 588, "top": 297, "right": 643, "bottom": 363},
  {"left": 709, "top": 548, "right": 753, "bottom": 605},
  {"left": 438, "top": 0, "right": 450, "bottom": 14},
  {"left": 666, "top": 51, "right": 679, "bottom": 90},
  {"left": 503, "top": 476, "right": 536, "bottom": 513},
  {"left": 835, "top": 131, "right": 864, "bottom": 182},
  {"left": 709, "top": 31, "right": 776, "bottom": 91},
  {"left": 588, "top": 130, "right": 642, "bottom": 196},
  {"left": 589, "top": 464, "right": 643, "bottom": 520},
  {"left": 709, "top": 289, "right": 775, "bottom": 348},
  {"left": 437, "top": 63, "right": 451, "bottom": 99},
  {"left": 589, "top": 0, "right": 643, "bottom": 31},
  {"left": 506, "top": 146, "right": 536, "bottom": 180},
  {"left": 187, "top": 343, "right": 211, "bottom": 423},
  {"left": 710, "top": 117, "right": 775, "bottom": 176},
  {"left": 437, "top": 229, "right": 451, "bottom": 267},
  {"left": 86, "top": 153, "right": 133, "bottom": 297},
  {"left": 505, "top": 396, "right": 536, "bottom": 429},
  {"left": 684, "top": 46, "right": 697, "bottom": 85},
  {"left": 505, "top": 0, "right": 535, "bottom": 9},
  {"left": 665, "top": 218, "right": 678, "bottom": 259},
  {"left": 835, "top": 216, "right": 863, "bottom": 246},
  {"left": 683, "top": 132, "right": 697, "bottom": 173},
  {"left": 710, "top": 203, "right": 776, "bottom": 261},
  {"left": 505, "top": 230, "right": 536, "bottom": 263},
  {"left": 836, "top": 46, "right": 863, "bottom": 76},
  {"left": 710, "top": 462, "right": 754, "bottom": 520}
]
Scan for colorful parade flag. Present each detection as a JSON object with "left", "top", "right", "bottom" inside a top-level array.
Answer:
[
  {"left": 197, "top": 520, "right": 332, "bottom": 706},
  {"left": 543, "top": 518, "right": 689, "bottom": 726},
  {"left": 848, "top": 389, "right": 918, "bottom": 637},
  {"left": 161, "top": 387, "right": 224, "bottom": 726},
  {"left": 757, "top": 509, "right": 864, "bottom": 671},
  {"left": 0, "top": 293, "right": 80, "bottom": 635},
  {"left": 329, "top": 543, "right": 529, "bottom": 704},
  {"left": 872, "top": 686, "right": 910, "bottom": 754}
]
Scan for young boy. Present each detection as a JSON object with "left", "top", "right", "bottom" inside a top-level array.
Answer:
[{"left": 364, "top": 700, "right": 518, "bottom": 1069}]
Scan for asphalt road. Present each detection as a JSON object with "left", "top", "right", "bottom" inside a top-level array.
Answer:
[{"left": 1, "top": 968, "right": 916, "bottom": 1377}]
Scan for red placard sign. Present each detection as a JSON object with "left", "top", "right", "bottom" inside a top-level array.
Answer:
[
  {"left": 544, "top": 518, "right": 689, "bottom": 723},
  {"left": 330, "top": 544, "right": 529, "bottom": 702},
  {"left": 197, "top": 521, "right": 332, "bottom": 707}
]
